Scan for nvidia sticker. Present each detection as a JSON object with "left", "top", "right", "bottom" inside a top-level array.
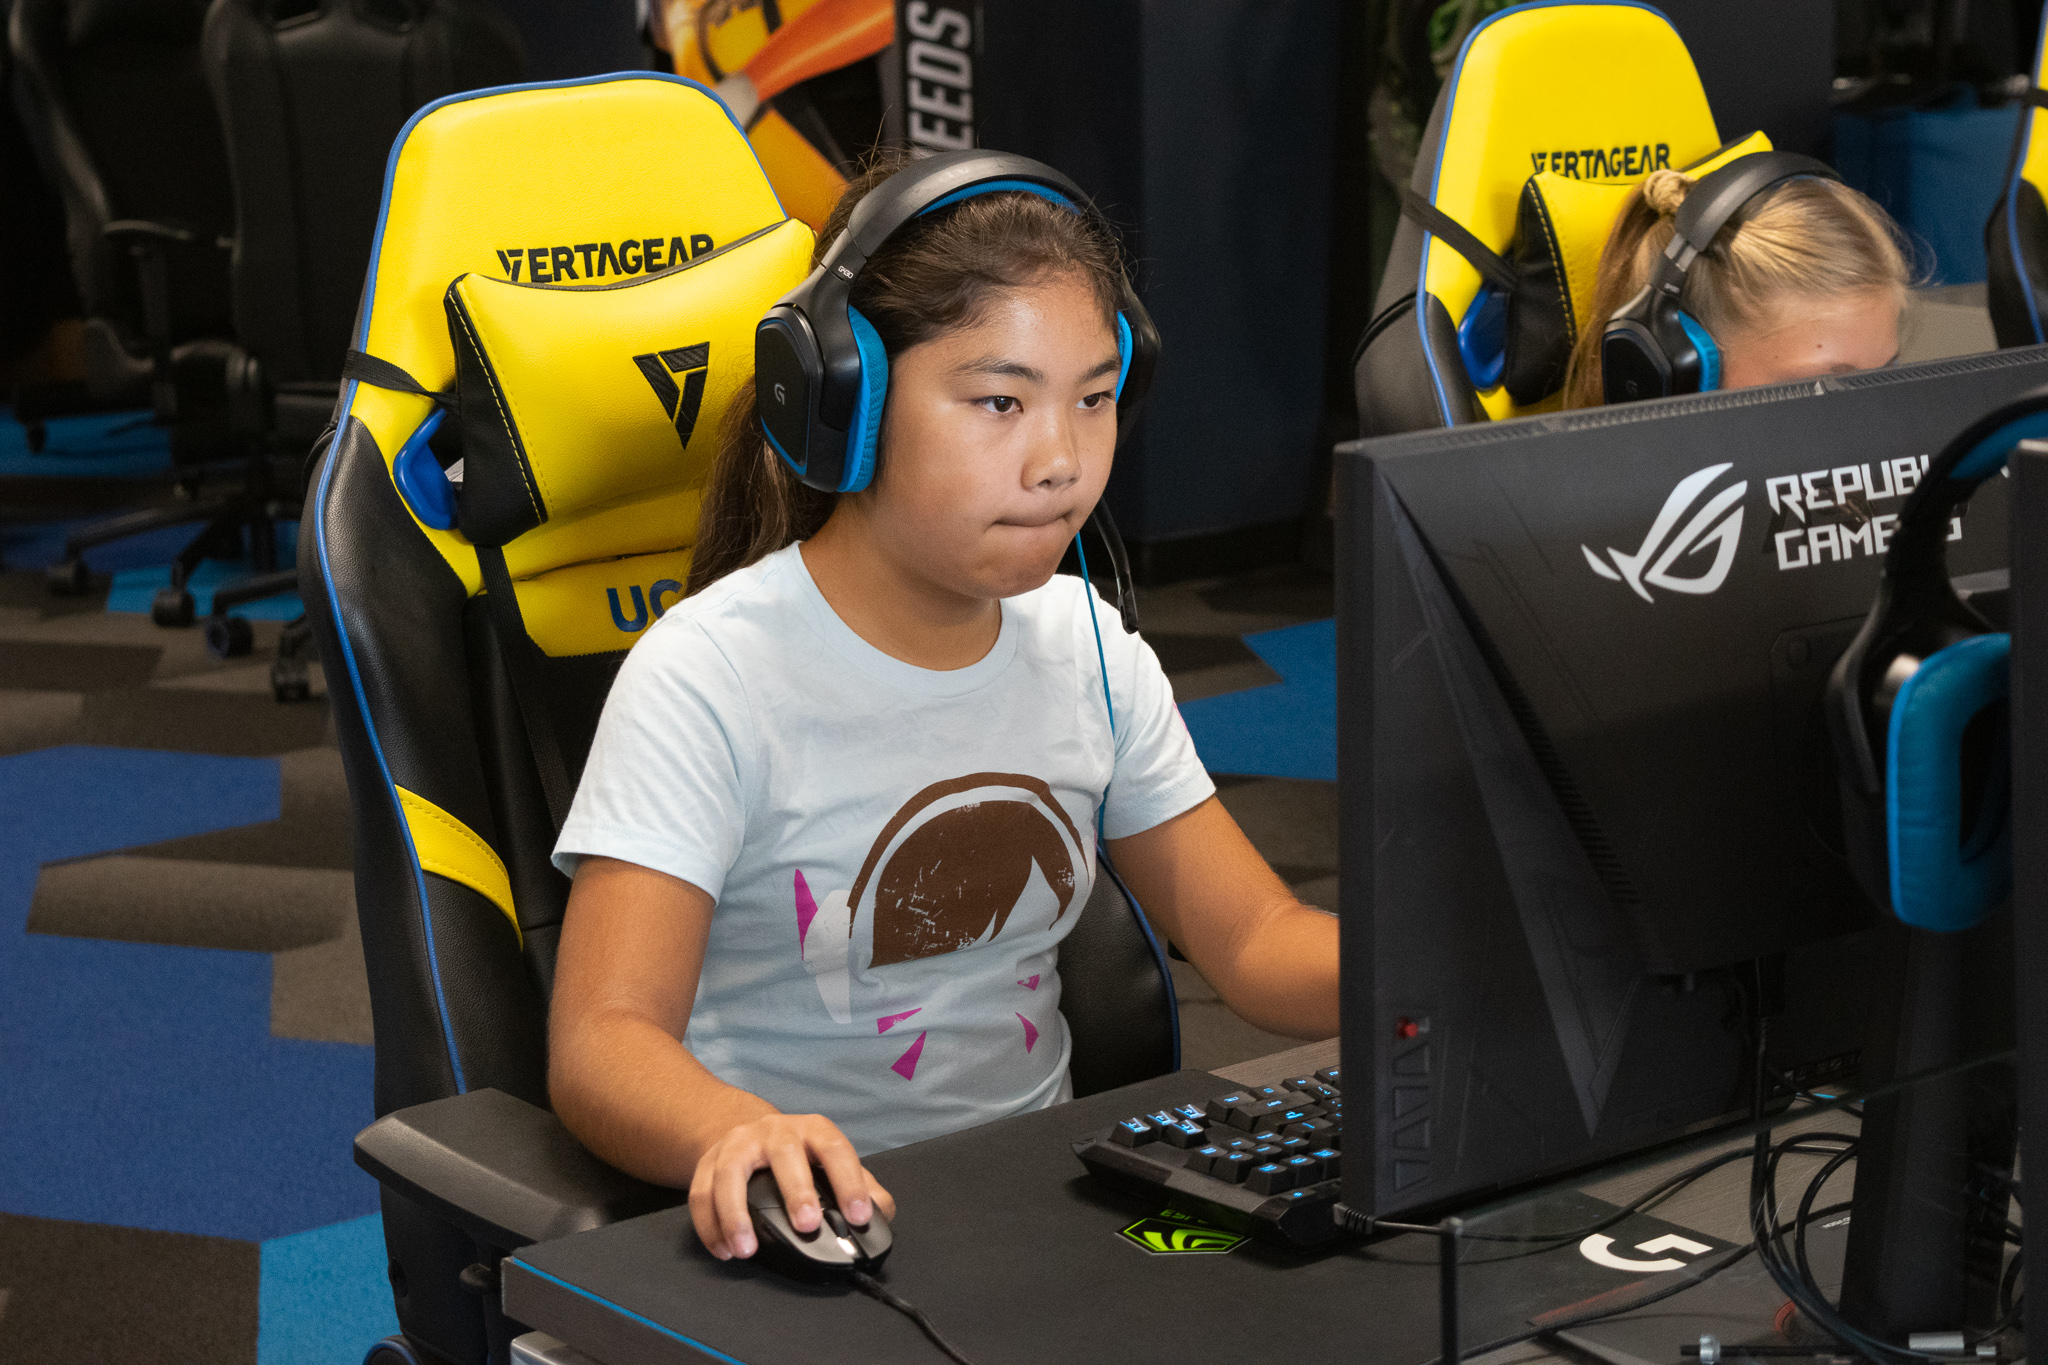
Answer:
[{"left": 1120, "top": 1208, "right": 1247, "bottom": 1255}]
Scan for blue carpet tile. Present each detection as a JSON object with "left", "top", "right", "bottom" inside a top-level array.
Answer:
[{"left": 1178, "top": 618, "right": 1335, "bottom": 781}]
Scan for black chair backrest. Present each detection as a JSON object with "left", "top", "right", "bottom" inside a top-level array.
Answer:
[
  {"left": 201, "top": 0, "right": 523, "bottom": 388},
  {"left": 9, "top": 0, "right": 233, "bottom": 340}
]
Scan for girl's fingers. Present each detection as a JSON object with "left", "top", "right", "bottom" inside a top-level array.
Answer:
[
  {"left": 712, "top": 1155, "right": 761, "bottom": 1258},
  {"left": 809, "top": 1127, "right": 874, "bottom": 1226},
  {"left": 687, "top": 1170, "right": 731, "bottom": 1259},
  {"left": 765, "top": 1142, "right": 823, "bottom": 1233},
  {"left": 863, "top": 1168, "right": 897, "bottom": 1221}
]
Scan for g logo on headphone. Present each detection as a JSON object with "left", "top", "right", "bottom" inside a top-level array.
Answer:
[
  {"left": 1826, "top": 387, "right": 2048, "bottom": 930},
  {"left": 755, "top": 149, "right": 1160, "bottom": 494},
  {"left": 1602, "top": 151, "right": 1840, "bottom": 405}
]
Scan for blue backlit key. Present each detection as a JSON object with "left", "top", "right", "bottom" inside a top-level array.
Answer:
[{"left": 1111, "top": 1116, "right": 1157, "bottom": 1147}]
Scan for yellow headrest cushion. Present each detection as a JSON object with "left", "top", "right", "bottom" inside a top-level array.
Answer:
[
  {"left": 1421, "top": 3, "right": 1720, "bottom": 320},
  {"left": 1524, "top": 129, "right": 1775, "bottom": 344},
  {"left": 344, "top": 74, "right": 792, "bottom": 593},
  {"left": 446, "top": 216, "right": 815, "bottom": 557}
]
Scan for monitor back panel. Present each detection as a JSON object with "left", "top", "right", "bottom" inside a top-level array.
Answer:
[{"left": 1335, "top": 349, "right": 2048, "bottom": 1221}]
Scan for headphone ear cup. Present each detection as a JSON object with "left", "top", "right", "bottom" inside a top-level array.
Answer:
[
  {"left": 1885, "top": 633, "right": 2013, "bottom": 930},
  {"left": 1673, "top": 311, "right": 1721, "bottom": 393},
  {"left": 842, "top": 307, "right": 889, "bottom": 493}
]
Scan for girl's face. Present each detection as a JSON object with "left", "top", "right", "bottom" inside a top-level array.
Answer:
[
  {"left": 1717, "top": 289, "right": 1901, "bottom": 391},
  {"left": 860, "top": 270, "right": 1122, "bottom": 601}
]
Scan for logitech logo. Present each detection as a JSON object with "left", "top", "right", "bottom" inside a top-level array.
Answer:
[
  {"left": 772, "top": 382, "right": 787, "bottom": 407},
  {"left": 635, "top": 342, "right": 711, "bottom": 448},
  {"left": 1578, "top": 1232, "right": 1713, "bottom": 1272},
  {"left": 1583, "top": 462, "right": 1747, "bottom": 602}
]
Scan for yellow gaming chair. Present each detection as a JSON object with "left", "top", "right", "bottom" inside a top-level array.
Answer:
[
  {"left": 306, "top": 72, "right": 1185, "bottom": 1365},
  {"left": 1353, "top": 0, "right": 1769, "bottom": 434},
  {"left": 1988, "top": 14, "right": 2048, "bottom": 348}
]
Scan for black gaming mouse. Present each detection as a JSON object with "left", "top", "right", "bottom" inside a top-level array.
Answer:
[{"left": 743, "top": 1168, "right": 893, "bottom": 1281}]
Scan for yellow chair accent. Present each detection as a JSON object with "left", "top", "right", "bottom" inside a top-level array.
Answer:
[
  {"left": 396, "top": 786, "right": 519, "bottom": 942},
  {"left": 1987, "top": 18, "right": 2048, "bottom": 347}
]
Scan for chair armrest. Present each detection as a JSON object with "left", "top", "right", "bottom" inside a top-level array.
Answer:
[
  {"left": 354, "top": 1089, "right": 684, "bottom": 1252},
  {"left": 102, "top": 218, "right": 198, "bottom": 247}
]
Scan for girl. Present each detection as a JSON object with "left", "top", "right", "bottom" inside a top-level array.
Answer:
[
  {"left": 546, "top": 154, "right": 1339, "bottom": 1263},
  {"left": 1564, "top": 165, "right": 1913, "bottom": 408}
]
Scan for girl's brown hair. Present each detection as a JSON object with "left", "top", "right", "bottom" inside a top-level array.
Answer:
[
  {"left": 1561, "top": 167, "right": 1912, "bottom": 409},
  {"left": 685, "top": 150, "right": 1127, "bottom": 594}
]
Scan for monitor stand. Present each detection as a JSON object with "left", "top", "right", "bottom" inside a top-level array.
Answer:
[{"left": 1836, "top": 915, "right": 2016, "bottom": 1337}]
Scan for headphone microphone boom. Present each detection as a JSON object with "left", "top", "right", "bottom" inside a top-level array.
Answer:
[{"left": 1601, "top": 150, "right": 1841, "bottom": 404}]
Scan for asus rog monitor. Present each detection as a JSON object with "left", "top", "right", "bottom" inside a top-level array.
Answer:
[{"left": 1333, "top": 347, "right": 2048, "bottom": 1225}]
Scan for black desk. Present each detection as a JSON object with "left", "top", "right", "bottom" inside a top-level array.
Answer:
[{"left": 502, "top": 1045, "right": 1845, "bottom": 1365}]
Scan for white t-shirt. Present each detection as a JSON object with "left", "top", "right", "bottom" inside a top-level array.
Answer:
[{"left": 553, "top": 542, "right": 1213, "bottom": 1154}]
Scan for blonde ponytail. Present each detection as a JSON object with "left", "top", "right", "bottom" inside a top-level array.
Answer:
[
  {"left": 1562, "top": 167, "right": 1911, "bottom": 409},
  {"left": 1639, "top": 168, "right": 1694, "bottom": 218}
]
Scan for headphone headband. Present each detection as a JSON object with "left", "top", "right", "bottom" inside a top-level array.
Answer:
[
  {"left": 1660, "top": 151, "right": 1842, "bottom": 281},
  {"left": 827, "top": 151, "right": 1089, "bottom": 273}
]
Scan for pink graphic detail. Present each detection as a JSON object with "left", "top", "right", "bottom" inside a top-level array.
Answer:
[
  {"left": 890, "top": 1031, "right": 928, "bottom": 1080},
  {"left": 1016, "top": 975, "right": 1041, "bottom": 991},
  {"left": 794, "top": 869, "right": 819, "bottom": 950},
  {"left": 1017, "top": 1013, "right": 1039, "bottom": 1052},
  {"left": 876, "top": 1008, "right": 923, "bottom": 1034}
]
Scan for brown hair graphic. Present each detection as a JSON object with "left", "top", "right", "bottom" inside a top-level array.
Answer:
[{"left": 848, "top": 774, "right": 1084, "bottom": 968}]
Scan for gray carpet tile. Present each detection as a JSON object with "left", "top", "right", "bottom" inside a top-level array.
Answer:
[
  {"left": 1214, "top": 777, "right": 1337, "bottom": 883},
  {"left": 28, "top": 855, "right": 370, "bottom": 1045},
  {"left": 0, "top": 1212, "right": 259, "bottom": 1364}
]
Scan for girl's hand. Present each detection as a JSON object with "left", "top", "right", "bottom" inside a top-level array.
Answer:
[{"left": 688, "top": 1112, "right": 897, "bottom": 1260}]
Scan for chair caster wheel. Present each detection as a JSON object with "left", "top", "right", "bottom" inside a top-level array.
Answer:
[
  {"left": 271, "top": 659, "right": 310, "bottom": 703},
  {"left": 362, "top": 1336, "right": 425, "bottom": 1365},
  {"left": 46, "top": 558, "right": 90, "bottom": 595},
  {"left": 24, "top": 418, "right": 46, "bottom": 453},
  {"left": 151, "top": 586, "right": 196, "bottom": 627},
  {"left": 205, "top": 615, "right": 253, "bottom": 659}
]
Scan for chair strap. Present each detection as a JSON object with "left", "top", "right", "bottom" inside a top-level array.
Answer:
[
  {"left": 1401, "top": 188, "right": 1518, "bottom": 296},
  {"left": 343, "top": 350, "right": 456, "bottom": 406},
  {"left": 475, "top": 544, "right": 576, "bottom": 831}
]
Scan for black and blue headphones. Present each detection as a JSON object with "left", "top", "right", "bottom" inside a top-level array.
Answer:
[
  {"left": 1826, "top": 388, "right": 2048, "bottom": 931},
  {"left": 1601, "top": 151, "right": 1841, "bottom": 404},
  {"left": 754, "top": 148, "right": 1159, "bottom": 496},
  {"left": 754, "top": 148, "right": 1153, "bottom": 637}
]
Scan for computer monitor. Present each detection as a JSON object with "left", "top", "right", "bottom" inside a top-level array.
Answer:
[{"left": 1333, "top": 347, "right": 2048, "bottom": 1226}]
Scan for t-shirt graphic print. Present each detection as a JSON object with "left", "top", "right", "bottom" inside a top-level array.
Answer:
[
  {"left": 554, "top": 543, "right": 1214, "bottom": 1154},
  {"left": 800, "top": 771, "right": 1087, "bottom": 1065}
]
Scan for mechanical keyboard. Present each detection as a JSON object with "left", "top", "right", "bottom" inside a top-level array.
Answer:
[{"left": 1072, "top": 1067, "right": 1350, "bottom": 1246}]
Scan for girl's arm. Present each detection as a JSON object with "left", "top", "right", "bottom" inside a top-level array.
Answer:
[
  {"left": 548, "top": 855, "right": 894, "bottom": 1259},
  {"left": 1107, "top": 797, "right": 1339, "bottom": 1039}
]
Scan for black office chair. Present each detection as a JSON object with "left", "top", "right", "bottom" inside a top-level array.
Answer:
[
  {"left": 190, "top": 0, "right": 521, "bottom": 691},
  {"left": 306, "top": 75, "right": 1179, "bottom": 1365},
  {"left": 1352, "top": 2, "right": 1737, "bottom": 436},
  {"left": 8, "top": 0, "right": 281, "bottom": 617},
  {"left": 1987, "top": 22, "right": 2048, "bottom": 348}
]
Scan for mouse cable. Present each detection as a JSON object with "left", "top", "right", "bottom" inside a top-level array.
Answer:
[{"left": 849, "top": 1269, "right": 981, "bottom": 1365}]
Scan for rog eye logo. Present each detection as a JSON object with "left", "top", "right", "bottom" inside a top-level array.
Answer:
[{"left": 1583, "top": 462, "right": 1748, "bottom": 602}]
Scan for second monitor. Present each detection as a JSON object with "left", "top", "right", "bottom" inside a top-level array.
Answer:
[{"left": 1334, "top": 347, "right": 2043, "bottom": 1225}]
